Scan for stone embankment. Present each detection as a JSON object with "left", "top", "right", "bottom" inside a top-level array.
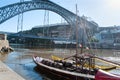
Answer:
[
  {"left": 0, "top": 34, "right": 13, "bottom": 52},
  {"left": 0, "top": 40, "right": 9, "bottom": 50},
  {"left": 0, "top": 61, "right": 25, "bottom": 80}
]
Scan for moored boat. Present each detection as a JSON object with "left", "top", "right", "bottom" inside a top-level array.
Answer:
[
  {"left": 33, "top": 55, "right": 120, "bottom": 80},
  {"left": 95, "top": 69, "right": 120, "bottom": 80},
  {"left": 33, "top": 55, "right": 95, "bottom": 80}
]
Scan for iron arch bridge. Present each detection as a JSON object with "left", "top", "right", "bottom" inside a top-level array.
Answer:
[
  {"left": 0, "top": 0, "right": 97, "bottom": 42},
  {"left": 0, "top": 0, "right": 80, "bottom": 27}
]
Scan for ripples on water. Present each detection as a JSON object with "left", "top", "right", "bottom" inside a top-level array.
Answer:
[
  {"left": 0, "top": 48, "right": 120, "bottom": 80},
  {"left": 0, "top": 48, "right": 51, "bottom": 80}
]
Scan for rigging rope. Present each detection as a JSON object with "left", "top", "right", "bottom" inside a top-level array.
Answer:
[
  {"left": 16, "top": 0, "right": 24, "bottom": 65},
  {"left": 47, "top": 10, "right": 49, "bottom": 36},
  {"left": 17, "top": 0, "right": 24, "bottom": 33},
  {"left": 43, "top": 9, "right": 50, "bottom": 48}
]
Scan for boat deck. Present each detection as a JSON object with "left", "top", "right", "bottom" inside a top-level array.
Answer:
[
  {"left": 0, "top": 61, "right": 25, "bottom": 80},
  {"left": 34, "top": 56, "right": 95, "bottom": 79}
]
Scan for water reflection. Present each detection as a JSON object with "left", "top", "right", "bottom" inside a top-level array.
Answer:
[
  {"left": 0, "top": 48, "right": 47, "bottom": 80},
  {"left": 0, "top": 48, "right": 120, "bottom": 80}
]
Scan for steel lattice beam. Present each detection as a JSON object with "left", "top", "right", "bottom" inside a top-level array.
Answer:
[
  {"left": 0, "top": 0, "right": 87, "bottom": 40},
  {"left": 0, "top": 1, "right": 78, "bottom": 26}
]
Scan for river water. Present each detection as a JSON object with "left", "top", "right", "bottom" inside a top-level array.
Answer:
[{"left": 0, "top": 47, "right": 120, "bottom": 80}]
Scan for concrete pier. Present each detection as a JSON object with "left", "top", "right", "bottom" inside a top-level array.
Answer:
[{"left": 0, "top": 61, "right": 25, "bottom": 80}]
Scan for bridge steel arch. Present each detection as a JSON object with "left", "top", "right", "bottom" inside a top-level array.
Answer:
[
  {"left": 0, "top": 1, "right": 79, "bottom": 27},
  {"left": 0, "top": 0, "right": 96, "bottom": 42}
]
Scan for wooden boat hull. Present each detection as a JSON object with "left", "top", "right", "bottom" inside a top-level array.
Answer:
[
  {"left": 95, "top": 69, "right": 120, "bottom": 80},
  {"left": 33, "top": 56, "right": 120, "bottom": 80},
  {"left": 33, "top": 56, "right": 94, "bottom": 80}
]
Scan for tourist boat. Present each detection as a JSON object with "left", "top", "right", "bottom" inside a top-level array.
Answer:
[
  {"left": 33, "top": 54, "right": 120, "bottom": 80},
  {"left": 33, "top": 55, "right": 95, "bottom": 80}
]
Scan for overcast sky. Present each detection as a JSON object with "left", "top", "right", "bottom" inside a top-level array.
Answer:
[{"left": 0, "top": 0, "right": 120, "bottom": 32}]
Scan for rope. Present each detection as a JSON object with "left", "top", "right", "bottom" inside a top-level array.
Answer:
[
  {"left": 94, "top": 56, "right": 120, "bottom": 68},
  {"left": 17, "top": 0, "right": 24, "bottom": 33},
  {"left": 16, "top": 0, "right": 24, "bottom": 64}
]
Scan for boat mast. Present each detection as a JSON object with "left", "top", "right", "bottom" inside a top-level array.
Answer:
[
  {"left": 75, "top": 4, "right": 79, "bottom": 55},
  {"left": 75, "top": 4, "right": 79, "bottom": 68}
]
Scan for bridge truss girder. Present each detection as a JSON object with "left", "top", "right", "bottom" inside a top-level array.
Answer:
[
  {"left": 0, "top": 1, "right": 78, "bottom": 26},
  {"left": 0, "top": 1, "right": 86, "bottom": 41}
]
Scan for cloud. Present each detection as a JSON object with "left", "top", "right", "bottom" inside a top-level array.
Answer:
[
  {"left": 76, "top": 0, "right": 120, "bottom": 26},
  {"left": 105, "top": 0, "right": 120, "bottom": 11}
]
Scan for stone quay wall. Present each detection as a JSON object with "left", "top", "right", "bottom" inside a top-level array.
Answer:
[{"left": 0, "top": 40, "right": 9, "bottom": 50}]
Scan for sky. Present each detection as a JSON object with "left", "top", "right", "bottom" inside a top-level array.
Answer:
[{"left": 0, "top": 0, "right": 120, "bottom": 32}]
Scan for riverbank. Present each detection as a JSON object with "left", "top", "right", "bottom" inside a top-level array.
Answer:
[{"left": 0, "top": 60, "right": 25, "bottom": 80}]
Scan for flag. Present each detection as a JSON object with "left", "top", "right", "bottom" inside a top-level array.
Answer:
[
  {"left": 86, "top": 47, "right": 89, "bottom": 50},
  {"left": 79, "top": 44, "right": 82, "bottom": 48}
]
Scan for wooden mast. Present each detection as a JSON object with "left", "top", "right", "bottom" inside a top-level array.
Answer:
[{"left": 75, "top": 4, "right": 79, "bottom": 69}]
